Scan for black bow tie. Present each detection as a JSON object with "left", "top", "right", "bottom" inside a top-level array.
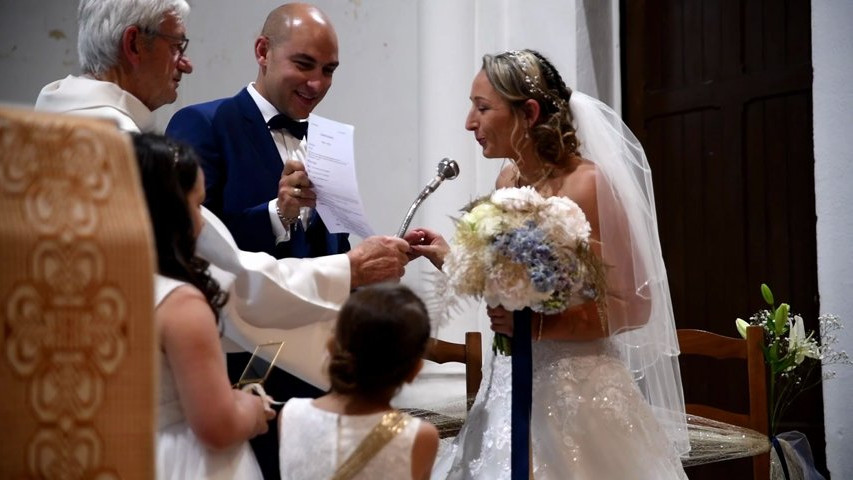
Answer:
[{"left": 267, "top": 114, "right": 308, "bottom": 140}]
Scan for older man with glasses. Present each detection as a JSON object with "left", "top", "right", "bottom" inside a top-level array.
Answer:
[
  {"left": 35, "top": 0, "right": 193, "bottom": 131},
  {"left": 142, "top": 28, "right": 190, "bottom": 56}
]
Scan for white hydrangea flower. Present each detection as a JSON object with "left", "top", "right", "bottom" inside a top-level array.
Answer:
[
  {"left": 539, "top": 196, "right": 591, "bottom": 245},
  {"left": 490, "top": 186, "right": 544, "bottom": 211}
]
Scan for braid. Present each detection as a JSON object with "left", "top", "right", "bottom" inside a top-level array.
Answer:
[
  {"left": 327, "top": 284, "right": 431, "bottom": 396},
  {"left": 523, "top": 49, "right": 580, "bottom": 164},
  {"left": 483, "top": 49, "right": 582, "bottom": 168},
  {"left": 529, "top": 50, "right": 573, "bottom": 106}
]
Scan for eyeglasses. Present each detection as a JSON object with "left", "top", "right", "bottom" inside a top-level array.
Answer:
[{"left": 142, "top": 28, "right": 189, "bottom": 57}]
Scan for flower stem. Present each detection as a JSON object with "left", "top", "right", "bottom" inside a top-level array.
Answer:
[
  {"left": 493, "top": 333, "right": 512, "bottom": 356},
  {"left": 769, "top": 367, "right": 777, "bottom": 436}
]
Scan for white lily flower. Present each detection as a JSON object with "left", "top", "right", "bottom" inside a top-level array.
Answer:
[
  {"left": 735, "top": 318, "right": 749, "bottom": 339},
  {"left": 788, "top": 315, "right": 821, "bottom": 368}
]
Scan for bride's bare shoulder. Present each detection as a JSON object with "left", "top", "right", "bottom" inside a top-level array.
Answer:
[
  {"left": 558, "top": 159, "right": 597, "bottom": 196},
  {"left": 495, "top": 164, "right": 517, "bottom": 189}
]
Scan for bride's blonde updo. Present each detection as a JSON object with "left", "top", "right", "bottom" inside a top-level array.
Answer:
[
  {"left": 482, "top": 49, "right": 580, "bottom": 169},
  {"left": 327, "top": 284, "right": 431, "bottom": 396}
]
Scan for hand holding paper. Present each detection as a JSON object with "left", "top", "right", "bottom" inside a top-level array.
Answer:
[{"left": 304, "top": 114, "right": 375, "bottom": 238}]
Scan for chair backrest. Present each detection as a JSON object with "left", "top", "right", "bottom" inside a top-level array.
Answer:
[
  {"left": 677, "top": 326, "right": 769, "bottom": 480},
  {"left": 423, "top": 331, "right": 482, "bottom": 410},
  {"left": 0, "top": 108, "right": 156, "bottom": 478}
]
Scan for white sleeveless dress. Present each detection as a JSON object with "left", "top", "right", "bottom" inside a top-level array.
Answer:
[
  {"left": 279, "top": 398, "right": 421, "bottom": 479},
  {"left": 432, "top": 337, "right": 687, "bottom": 479},
  {"left": 154, "top": 274, "right": 263, "bottom": 480}
]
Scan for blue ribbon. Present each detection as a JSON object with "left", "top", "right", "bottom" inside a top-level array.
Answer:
[{"left": 511, "top": 308, "right": 533, "bottom": 480}]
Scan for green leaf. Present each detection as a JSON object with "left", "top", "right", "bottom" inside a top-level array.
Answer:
[
  {"left": 761, "top": 283, "right": 774, "bottom": 306},
  {"left": 760, "top": 345, "right": 773, "bottom": 371},
  {"left": 778, "top": 355, "right": 798, "bottom": 373},
  {"left": 492, "top": 333, "right": 512, "bottom": 356},
  {"left": 774, "top": 303, "right": 789, "bottom": 336},
  {"left": 768, "top": 343, "right": 779, "bottom": 363},
  {"left": 765, "top": 314, "right": 775, "bottom": 333}
]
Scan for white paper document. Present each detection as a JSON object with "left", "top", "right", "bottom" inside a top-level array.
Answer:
[{"left": 305, "top": 114, "right": 375, "bottom": 238}]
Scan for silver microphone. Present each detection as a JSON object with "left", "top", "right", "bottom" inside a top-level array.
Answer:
[{"left": 396, "top": 158, "right": 460, "bottom": 237}]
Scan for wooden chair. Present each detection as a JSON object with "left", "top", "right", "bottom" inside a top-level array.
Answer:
[
  {"left": 402, "top": 332, "right": 482, "bottom": 438},
  {"left": 424, "top": 331, "right": 483, "bottom": 410},
  {"left": 677, "top": 326, "right": 770, "bottom": 480}
]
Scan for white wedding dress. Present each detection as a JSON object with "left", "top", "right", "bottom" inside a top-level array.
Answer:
[
  {"left": 155, "top": 274, "right": 263, "bottom": 480},
  {"left": 432, "top": 335, "right": 688, "bottom": 480}
]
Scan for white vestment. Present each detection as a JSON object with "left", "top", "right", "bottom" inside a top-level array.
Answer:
[{"left": 35, "top": 75, "right": 348, "bottom": 388}]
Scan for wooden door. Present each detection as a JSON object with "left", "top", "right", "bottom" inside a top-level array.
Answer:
[{"left": 622, "top": 0, "right": 823, "bottom": 476}]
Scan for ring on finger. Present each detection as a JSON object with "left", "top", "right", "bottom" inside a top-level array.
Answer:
[{"left": 293, "top": 187, "right": 302, "bottom": 198}]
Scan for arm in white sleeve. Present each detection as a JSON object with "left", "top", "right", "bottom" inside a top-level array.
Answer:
[{"left": 196, "top": 206, "right": 350, "bottom": 329}]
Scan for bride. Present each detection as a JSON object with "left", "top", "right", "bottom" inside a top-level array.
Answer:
[{"left": 406, "top": 49, "right": 689, "bottom": 479}]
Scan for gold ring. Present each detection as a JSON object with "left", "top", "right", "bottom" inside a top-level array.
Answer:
[{"left": 293, "top": 187, "right": 302, "bottom": 197}]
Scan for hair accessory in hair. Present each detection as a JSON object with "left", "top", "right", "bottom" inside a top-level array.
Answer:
[{"left": 507, "top": 50, "right": 563, "bottom": 109}]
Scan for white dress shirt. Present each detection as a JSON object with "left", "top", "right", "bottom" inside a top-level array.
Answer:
[{"left": 246, "top": 83, "right": 311, "bottom": 244}]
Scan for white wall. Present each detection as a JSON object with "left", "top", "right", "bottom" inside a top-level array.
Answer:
[
  {"left": 813, "top": 1, "right": 853, "bottom": 477},
  {"left": 0, "top": 0, "right": 79, "bottom": 107}
]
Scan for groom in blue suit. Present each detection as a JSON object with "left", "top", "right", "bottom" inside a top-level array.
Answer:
[
  {"left": 166, "top": 4, "right": 345, "bottom": 479},
  {"left": 165, "top": 87, "right": 348, "bottom": 259},
  {"left": 166, "top": 8, "right": 346, "bottom": 262}
]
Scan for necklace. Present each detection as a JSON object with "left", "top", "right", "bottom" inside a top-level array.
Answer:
[{"left": 514, "top": 164, "right": 554, "bottom": 189}]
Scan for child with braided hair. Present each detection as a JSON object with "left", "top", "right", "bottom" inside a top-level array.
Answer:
[{"left": 278, "top": 284, "right": 439, "bottom": 479}]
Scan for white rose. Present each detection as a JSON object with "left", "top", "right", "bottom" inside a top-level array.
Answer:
[{"left": 465, "top": 202, "right": 503, "bottom": 238}]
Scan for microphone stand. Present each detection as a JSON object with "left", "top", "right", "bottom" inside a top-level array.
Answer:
[{"left": 395, "top": 158, "right": 459, "bottom": 237}]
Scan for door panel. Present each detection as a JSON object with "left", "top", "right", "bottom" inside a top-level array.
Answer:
[{"left": 623, "top": 0, "right": 823, "bottom": 476}]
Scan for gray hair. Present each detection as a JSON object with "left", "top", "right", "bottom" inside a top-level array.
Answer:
[{"left": 77, "top": 0, "right": 190, "bottom": 75}]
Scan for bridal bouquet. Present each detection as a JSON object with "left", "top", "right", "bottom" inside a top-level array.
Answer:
[
  {"left": 443, "top": 187, "right": 603, "bottom": 354},
  {"left": 735, "top": 283, "right": 851, "bottom": 435}
]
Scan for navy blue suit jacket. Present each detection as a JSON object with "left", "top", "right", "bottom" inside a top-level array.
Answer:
[{"left": 166, "top": 88, "right": 349, "bottom": 259}]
